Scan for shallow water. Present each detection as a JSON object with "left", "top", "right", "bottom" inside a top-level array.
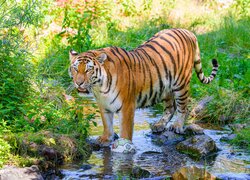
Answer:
[{"left": 61, "top": 97, "right": 250, "bottom": 179}]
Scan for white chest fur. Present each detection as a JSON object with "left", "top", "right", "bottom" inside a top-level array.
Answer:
[{"left": 92, "top": 86, "right": 122, "bottom": 112}]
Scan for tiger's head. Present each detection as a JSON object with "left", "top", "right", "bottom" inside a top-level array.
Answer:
[{"left": 69, "top": 50, "right": 107, "bottom": 94}]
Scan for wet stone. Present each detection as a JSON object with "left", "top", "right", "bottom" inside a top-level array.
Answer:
[
  {"left": 87, "top": 138, "right": 101, "bottom": 151},
  {"left": 184, "top": 124, "right": 204, "bottom": 135},
  {"left": 80, "top": 164, "right": 92, "bottom": 171},
  {"left": 87, "top": 133, "right": 119, "bottom": 151},
  {"left": 176, "top": 134, "right": 217, "bottom": 159},
  {"left": 131, "top": 166, "right": 151, "bottom": 179},
  {"left": 172, "top": 166, "right": 216, "bottom": 180},
  {"left": 215, "top": 173, "right": 250, "bottom": 180},
  {"left": 147, "top": 131, "right": 185, "bottom": 146},
  {"left": 220, "top": 133, "right": 237, "bottom": 142}
]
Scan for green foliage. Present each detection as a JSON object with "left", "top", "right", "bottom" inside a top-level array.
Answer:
[
  {"left": 58, "top": 0, "right": 109, "bottom": 52},
  {"left": 0, "top": 0, "right": 43, "bottom": 121},
  {"left": 231, "top": 127, "right": 250, "bottom": 151},
  {"left": 0, "top": 138, "right": 11, "bottom": 167}
]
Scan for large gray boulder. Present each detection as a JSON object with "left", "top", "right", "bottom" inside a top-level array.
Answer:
[{"left": 0, "top": 165, "right": 43, "bottom": 180}]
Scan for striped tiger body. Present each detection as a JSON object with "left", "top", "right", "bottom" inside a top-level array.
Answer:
[{"left": 69, "top": 28, "right": 218, "bottom": 145}]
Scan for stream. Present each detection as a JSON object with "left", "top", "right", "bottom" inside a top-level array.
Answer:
[{"left": 61, "top": 97, "right": 250, "bottom": 179}]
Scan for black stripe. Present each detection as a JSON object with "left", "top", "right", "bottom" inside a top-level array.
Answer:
[
  {"left": 141, "top": 95, "right": 148, "bottom": 108},
  {"left": 175, "top": 96, "right": 188, "bottom": 101},
  {"left": 110, "top": 48, "right": 122, "bottom": 66},
  {"left": 115, "top": 47, "right": 131, "bottom": 71},
  {"left": 151, "top": 92, "right": 158, "bottom": 105},
  {"left": 175, "top": 29, "right": 193, "bottom": 73},
  {"left": 101, "top": 68, "right": 112, "bottom": 94},
  {"left": 176, "top": 101, "right": 186, "bottom": 106},
  {"left": 171, "top": 30, "right": 186, "bottom": 56},
  {"left": 177, "top": 90, "right": 188, "bottom": 98},
  {"left": 151, "top": 40, "right": 177, "bottom": 76},
  {"left": 166, "top": 32, "right": 179, "bottom": 45},
  {"left": 116, "top": 104, "right": 123, "bottom": 113},
  {"left": 173, "top": 83, "right": 185, "bottom": 92},
  {"left": 137, "top": 50, "right": 154, "bottom": 99},
  {"left": 177, "top": 109, "right": 185, "bottom": 113},
  {"left": 110, "top": 90, "right": 121, "bottom": 104},
  {"left": 133, "top": 51, "right": 142, "bottom": 73},
  {"left": 120, "top": 48, "right": 133, "bottom": 69},
  {"left": 116, "top": 47, "right": 133, "bottom": 97},
  {"left": 159, "top": 36, "right": 175, "bottom": 51},
  {"left": 137, "top": 91, "right": 142, "bottom": 105},
  {"left": 137, "top": 48, "right": 164, "bottom": 94},
  {"left": 107, "top": 56, "right": 115, "bottom": 64},
  {"left": 144, "top": 44, "right": 168, "bottom": 81},
  {"left": 169, "top": 70, "right": 172, "bottom": 88},
  {"left": 130, "top": 51, "right": 137, "bottom": 71}
]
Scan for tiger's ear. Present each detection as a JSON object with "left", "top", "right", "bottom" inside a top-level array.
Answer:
[
  {"left": 69, "top": 49, "right": 78, "bottom": 61},
  {"left": 97, "top": 53, "right": 107, "bottom": 65}
]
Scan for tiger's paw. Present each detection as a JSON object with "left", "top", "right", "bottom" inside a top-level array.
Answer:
[
  {"left": 150, "top": 121, "right": 166, "bottom": 133},
  {"left": 166, "top": 121, "right": 184, "bottom": 134},
  {"left": 96, "top": 134, "right": 114, "bottom": 147},
  {"left": 111, "top": 138, "right": 136, "bottom": 154}
]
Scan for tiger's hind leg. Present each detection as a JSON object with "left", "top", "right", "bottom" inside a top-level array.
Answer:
[
  {"left": 150, "top": 93, "right": 176, "bottom": 133},
  {"left": 166, "top": 87, "right": 189, "bottom": 134}
]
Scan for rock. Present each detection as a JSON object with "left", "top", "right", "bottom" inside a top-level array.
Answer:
[
  {"left": 162, "top": 131, "right": 185, "bottom": 145},
  {"left": 0, "top": 165, "right": 44, "bottom": 180},
  {"left": 219, "top": 115, "right": 233, "bottom": 123},
  {"left": 190, "top": 96, "right": 213, "bottom": 119},
  {"left": 228, "top": 123, "right": 247, "bottom": 132},
  {"left": 176, "top": 135, "right": 217, "bottom": 159},
  {"left": 41, "top": 146, "right": 63, "bottom": 164},
  {"left": 215, "top": 173, "right": 250, "bottom": 180},
  {"left": 220, "top": 134, "right": 237, "bottom": 142},
  {"left": 172, "top": 166, "right": 216, "bottom": 180},
  {"left": 131, "top": 166, "right": 151, "bottom": 179},
  {"left": 184, "top": 124, "right": 204, "bottom": 135},
  {"left": 87, "top": 133, "right": 119, "bottom": 151},
  {"left": 148, "top": 131, "right": 185, "bottom": 146},
  {"left": 87, "top": 138, "right": 101, "bottom": 151},
  {"left": 80, "top": 164, "right": 92, "bottom": 171}
]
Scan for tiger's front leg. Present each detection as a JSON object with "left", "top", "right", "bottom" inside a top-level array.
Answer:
[
  {"left": 112, "top": 105, "right": 136, "bottom": 153},
  {"left": 97, "top": 108, "right": 114, "bottom": 147}
]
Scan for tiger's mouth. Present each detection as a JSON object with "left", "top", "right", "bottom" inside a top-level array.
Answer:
[{"left": 77, "top": 88, "right": 89, "bottom": 94}]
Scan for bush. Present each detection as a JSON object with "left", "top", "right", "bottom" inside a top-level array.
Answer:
[
  {"left": 0, "top": 138, "right": 11, "bottom": 167},
  {"left": 0, "top": 0, "right": 43, "bottom": 122}
]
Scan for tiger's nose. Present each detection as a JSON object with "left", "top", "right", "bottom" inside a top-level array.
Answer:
[{"left": 75, "top": 81, "right": 83, "bottom": 88}]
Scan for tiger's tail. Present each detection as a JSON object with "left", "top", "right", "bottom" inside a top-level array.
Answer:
[{"left": 194, "top": 41, "right": 219, "bottom": 84}]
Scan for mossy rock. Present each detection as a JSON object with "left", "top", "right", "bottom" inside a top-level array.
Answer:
[
  {"left": 176, "top": 135, "right": 217, "bottom": 159},
  {"left": 3, "top": 130, "right": 91, "bottom": 174}
]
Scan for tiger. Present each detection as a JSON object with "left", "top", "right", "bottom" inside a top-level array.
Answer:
[{"left": 69, "top": 28, "right": 218, "bottom": 149}]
